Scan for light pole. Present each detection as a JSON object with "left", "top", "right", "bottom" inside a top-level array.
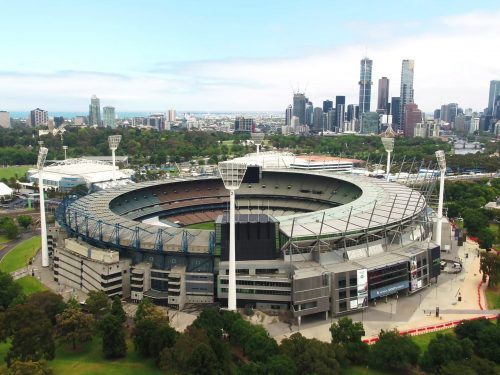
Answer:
[
  {"left": 251, "top": 132, "right": 265, "bottom": 157},
  {"left": 37, "top": 147, "right": 49, "bottom": 267},
  {"left": 218, "top": 161, "right": 248, "bottom": 311},
  {"left": 435, "top": 150, "right": 446, "bottom": 248},
  {"left": 63, "top": 145, "right": 68, "bottom": 160},
  {"left": 381, "top": 125, "right": 395, "bottom": 181},
  {"left": 108, "top": 135, "right": 122, "bottom": 184}
]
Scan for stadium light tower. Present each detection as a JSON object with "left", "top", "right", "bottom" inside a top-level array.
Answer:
[
  {"left": 218, "top": 161, "right": 248, "bottom": 311},
  {"left": 108, "top": 135, "right": 122, "bottom": 183},
  {"left": 37, "top": 147, "right": 49, "bottom": 267},
  {"left": 435, "top": 150, "right": 446, "bottom": 247},
  {"left": 63, "top": 145, "right": 68, "bottom": 160},
  {"left": 381, "top": 125, "right": 395, "bottom": 181},
  {"left": 251, "top": 132, "right": 265, "bottom": 157}
]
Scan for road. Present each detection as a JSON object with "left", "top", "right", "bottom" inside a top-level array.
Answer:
[{"left": 0, "top": 230, "right": 39, "bottom": 262}]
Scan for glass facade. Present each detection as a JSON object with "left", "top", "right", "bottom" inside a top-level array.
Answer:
[
  {"left": 399, "top": 60, "right": 415, "bottom": 131},
  {"left": 358, "top": 58, "right": 373, "bottom": 114}
]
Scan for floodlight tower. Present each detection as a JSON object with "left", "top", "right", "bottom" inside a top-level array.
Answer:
[
  {"left": 381, "top": 125, "right": 395, "bottom": 181},
  {"left": 37, "top": 147, "right": 49, "bottom": 267},
  {"left": 218, "top": 161, "right": 248, "bottom": 311},
  {"left": 435, "top": 150, "right": 446, "bottom": 247},
  {"left": 108, "top": 135, "right": 122, "bottom": 183},
  {"left": 63, "top": 145, "right": 68, "bottom": 160},
  {"left": 251, "top": 132, "right": 265, "bottom": 156}
]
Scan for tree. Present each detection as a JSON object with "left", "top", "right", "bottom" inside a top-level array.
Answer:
[
  {"left": 3, "top": 219, "right": 19, "bottom": 240},
  {"left": 85, "top": 291, "right": 110, "bottom": 319},
  {"left": 330, "top": 317, "right": 369, "bottom": 364},
  {"left": 476, "top": 324, "right": 500, "bottom": 363},
  {"left": 244, "top": 331, "right": 278, "bottom": 363},
  {"left": 98, "top": 313, "right": 126, "bottom": 359},
  {"left": 25, "top": 291, "right": 65, "bottom": 326},
  {"left": 420, "top": 333, "right": 473, "bottom": 372},
  {"left": 134, "top": 298, "right": 162, "bottom": 323},
  {"left": 16, "top": 215, "right": 32, "bottom": 230},
  {"left": 478, "top": 227, "right": 496, "bottom": 250},
  {"left": 5, "top": 360, "right": 53, "bottom": 375},
  {"left": 55, "top": 307, "right": 94, "bottom": 350},
  {"left": 266, "top": 355, "right": 298, "bottom": 375},
  {"left": 0, "top": 270, "right": 23, "bottom": 310},
  {"left": 479, "top": 252, "right": 500, "bottom": 287},
  {"left": 111, "top": 296, "right": 126, "bottom": 324},
  {"left": 187, "top": 343, "right": 218, "bottom": 375},
  {"left": 368, "top": 329, "right": 420, "bottom": 372}
]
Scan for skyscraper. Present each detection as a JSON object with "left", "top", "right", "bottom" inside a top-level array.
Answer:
[
  {"left": 312, "top": 107, "right": 323, "bottom": 133},
  {"left": 391, "top": 97, "right": 400, "bottom": 128},
  {"left": 403, "top": 103, "right": 422, "bottom": 138},
  {"left": 30, "top": 108, "right": 48, "bottom": 126},
  {"left": 168, "top": 109, "right": 176, "bottom": 122},
  {"left": 323, "top": 100, "right": 333, "bottom": 113},
  {"left": 89, "top": 95, "right": 101, "bottom": 126},
  {"left": 293, "top": 93, "right": 307, "bottom": 125},
  {"left": 399, "top": 59, "right": 415, "bottom": 132},
  {"left": 285, "top": 105, "right": 292, "bottom": 125},
  {"left": 487, "top": 80, "right": 500, "bottom": 115},
  {"left": 305, "top": 102, "right": 314, "bottom": 127},
  {"left": 0, "top": 111, "right": 10, "bottom": 128},
  {"left": 335, "top": 96, "right": 345, "bottom": 131},
  {"left": 358, "top": 57, "right": 373, "bottom": 114},
  {"left": 377, "top": 77, "right": 390, "bottom": 114},
  {"left": 103, "top": 106, "right": 116, "bottom": 128},
  {"left": 360, "top": 112, "right": 379, "bottom": 134}
]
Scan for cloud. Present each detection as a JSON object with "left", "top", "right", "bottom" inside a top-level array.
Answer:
[{"left": 1, "top": 10, "right": 499, "bottom": 112}]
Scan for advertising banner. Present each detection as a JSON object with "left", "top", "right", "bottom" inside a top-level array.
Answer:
[
  {"left": 369, "top": 280, "right": 409, "bottom": 299},
  {"left": 356, "top": 269, "right": 368, "bottom": 307}
]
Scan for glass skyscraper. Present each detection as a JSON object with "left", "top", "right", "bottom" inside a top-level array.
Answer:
[
  {"left": 399, "top": 60, "right": 415, "bottom": 132},
  {"left": 293, "top": 93, "right": 307, "bottom": 125},
  {"left": 377, "top": 77, "right": 390, "bottom": 114},
  {"left": 89, "top": 95, "right": 101, "bottom": 126},
  {"left": 487, "top": 80, "right": 500, "bottom": 116},
  {"left": 358, "top": 58, "right": 373, "bottom": 114},
  {"left": 103, "top": 106, "right": 116, "bottom": 128}
]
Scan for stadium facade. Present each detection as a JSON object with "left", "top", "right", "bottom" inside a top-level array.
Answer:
[{"left": 52, "top": 166, "right": 440, "bottom": 320}]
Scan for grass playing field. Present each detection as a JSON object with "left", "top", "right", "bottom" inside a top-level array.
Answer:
[
  {"left": 0, "top": 235, "right": 40, "bottom": 273},
  {"left": 485, "top": 287, "right": 500, "bottom": 309},
  {"left": 185, "top": 221, "right": 215, "bottom": 230},
  {"left": 0, "top": 166, "right": 31, "bottom": 180}
]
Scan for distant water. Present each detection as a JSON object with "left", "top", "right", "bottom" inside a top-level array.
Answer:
[{"left": 9, "top": 111, "right": 282, "bottom": 119}]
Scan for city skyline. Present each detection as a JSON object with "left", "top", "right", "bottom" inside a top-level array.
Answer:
[{"left": 0, "top": 1, "right": 499, "bottom": 112}]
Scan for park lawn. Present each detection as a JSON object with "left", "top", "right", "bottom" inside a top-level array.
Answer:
[
  {"left": 0, "top": 236, "right": 40, "bottom": 273},
  {"left": 485, "top": 287, "right": 500, "bottom": 309},
  {"left": 410, "top": 328, "right": 454, "bottom": 352},
  {"left": 0, "top": 165, "right": 30, "bottom": 180},
  {"left": 16, "top": 275, "right": 48, "bottom": 295},
  {"left": 185, "top": 221, "right": 215, "bottom": 230},
  {"left": 50, "top": 337, "right": 162, "bottom": 375},
  {"left": 0, "top": 234, "right": 11, "bottom": 244}
]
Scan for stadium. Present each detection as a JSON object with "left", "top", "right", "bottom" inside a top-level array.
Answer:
[{"left": 52, "top": 162, "right": 441, "bottom": 321}]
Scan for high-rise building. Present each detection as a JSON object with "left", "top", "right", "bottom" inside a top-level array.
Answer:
[
  {"left": 103, "top": 106, "right": 116, "bottom": 128},
  {"left": 325, "top": 109, "right": 335, "bottom": 132},
  {"left": 391, "top": 97, "right": 401, "bottom": 128},
  {"left": 487, "top": 80, "right": 500, "bottom": 116},
  {"left": 360, "top": 112, "right": 379, "bottom": 134},
  {"left": 358, "top": 57, "right": 373, "bottom": 114},
  {"left": 403, "top": 103, "right": 422, "bottom": 138},
  {"left": 293, "top": 93, "right": 307, "bottom": 125},
  {"left": 377, "top": 77, "right": 390, "bottom": 114},
  {"left": 305, "top": 102, "right": 314, "bottom": 127},
  {"left": 0, "top": 111, "right": 10, "bottom": 128},
  {"left": 323, "top": 100, "right": 333, "bottom": 113},
  {"left": 30, "top": 108, "right": 48, "bottom": 126},
  {"left": 433, "top": 109, "right": 441, "bottom": 120},
  {"left": 89, "top": 95, "right": 101, "bottom": 126},
  {"left": 145, "top": 114, "right": 165, "bottom": 131},
  {"left": 312, "top": 107, "right": 323, "bottom": 132},
  {"left": 493, "top": 95, "right": 500, "bottom": 121},
  {"left": 168, "top": 109, "right": 176, "bottom": 122},
  {"left": 234, "top": 117, "right": 254, "bottom": 132},
  {"left": 285, "top": 105, "right": 292, "bottom": 125},
  {"left": 54, "top": 116, "right": 64, "bottom": 127},
  {"left": 399, "top": 59, "right": 415, "bottom": 132},
  {"left": 346, "top": 104, "right": 359, "bottom": 122},
  {"left": 335, "top": 96, "right": 345, "bottom": 131}
]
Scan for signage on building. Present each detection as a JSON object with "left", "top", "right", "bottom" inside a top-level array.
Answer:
[
  {"left": 369, "top": 280, "right": 408, "bottom": 299},
  {"left": 357, "top": 269, "right": 368, "bottom": 307}
]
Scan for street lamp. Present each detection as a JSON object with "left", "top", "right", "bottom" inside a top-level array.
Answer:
[
  {"left": 108, "top": 135, "right": 122, "bottom": 183},
  {"left": 37, "top": 147, "right": 49, "bottom": 267},
  {"left": 435, "top": 150, "right": 446, "bottom": 248},
  {"left": 63, "top": 145, "right": 68, "bottom": 160},
  {"left": 381, "top": 125, "right": 395, "bottom": 181},
  {"left": 218, "top": 161, "right": 248, "bottom": 311}
]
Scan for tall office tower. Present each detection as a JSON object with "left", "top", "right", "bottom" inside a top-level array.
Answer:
[
  {"left": 168, "top": 109, "right": 176, "bottom": 122},
  {"left": 360, "top": 112, "right": 380, "bottom": 134},
  {"left": 54, "top": 116, "right": 64, "bottom": 127},
  {"left": 326, "top": 109, "right": 336, "bottom": 131},
  {"left": 312, "top": 107, "right": 323, "bottom": 132},
  {"left": 335, "top": 96, "right": 345, "bottom": 131},
  {"left": 433, "top": 109, "right": 441, "bottom": 120},
  {"left": 346, "top": 104, "right": 354, "bottom": 122},
  {"left": 447, "top": 103, "right": 458, "bottom": 125},
  {"left": 377, "top": 77, "right": 390, "bottom": 114},
  {"left": 487, "top": 80, "right": 500, "bottom": 115},
  {"left": 358, "top": 57, "right": 373, "bottom": 114},
  {"left": 323, "top": 100, "right": 333, "bottom": 113},
  {"left": 89, "top": 95, "right": 101, "bottom": 126},
  {"left": 403, "top": 103, "right": 422, "bottom": 138},
  {"left": 399, "top": 59, "right": 415, "bottom": 132},
  {"left": 293, "top": 92, "right": 307, "bottom": 125},
  {"left": 234, "top": 117, "right": 254, "bottom": 132},
  {"left": 305, "top": 102, "right": 314, "bottom": 127},
  {"left": 440, "top": 104, "right": 448, "bottom": 122},
  {"left": 30, "top": 108, "right": 48, "bottom": 126},
  {"left": 103, "top": 106, "right": 116, "bottom": 128},
  {"left": 493, "top": 95, "right": 500, "bottom": 120},
  {"left": 285, "top": 105, "right": 292, "bottom": 125},
  {"left": 391, "top": 97, "right": 401, "bottom": 128},
  {"left": 0, "top": 111, "right": 10, "bottom": 128}
]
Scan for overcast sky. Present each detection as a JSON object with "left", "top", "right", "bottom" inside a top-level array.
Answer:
[{"left": 1, "top": 0, "right": 499, "bottom": 113}]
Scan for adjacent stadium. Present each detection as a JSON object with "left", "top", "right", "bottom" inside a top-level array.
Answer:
[{"left": 52, "top": 164, "right": 440, "bottom": 320}]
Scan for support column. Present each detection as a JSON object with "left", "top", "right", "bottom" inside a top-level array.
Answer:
[
  {"left": 386, "top": 150, "right": 391, "bottom": 181},
  {"left": 112, "top": 148, "right": 116, "bottom": 182},
  {"left": 228, "top": 189, "right": 236, "bottom": 311},
  {"left": 39, "top": 170, "right": 49, "bottom": 267},
  {"left": 436, "top": 170, "right": 445, "bottom": 247}
]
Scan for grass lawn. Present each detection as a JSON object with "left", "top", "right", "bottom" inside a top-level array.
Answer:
[
  {"left": 0, "top": 235, "right": 40, "bottom": 273},
  {"left": 410, "top": 328, "right": 454, "bottom": 352},
  {"left": 485, "top": 287, "right": 500, "bottom": 309},
  {"left": 185, "top": 221, "right": 215, "bottom": 230},
  {"left": 0, "top": 235, "right": 11, "bottom": 244},
  {"left": 16, "top": 275, "right": 48, "bottom": 295},
  {"left": 343, "top": 366, "right": 386, "bottom": 375},
  {"left": 0, "top": 165, "right": 30, "bottom": 180}
]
